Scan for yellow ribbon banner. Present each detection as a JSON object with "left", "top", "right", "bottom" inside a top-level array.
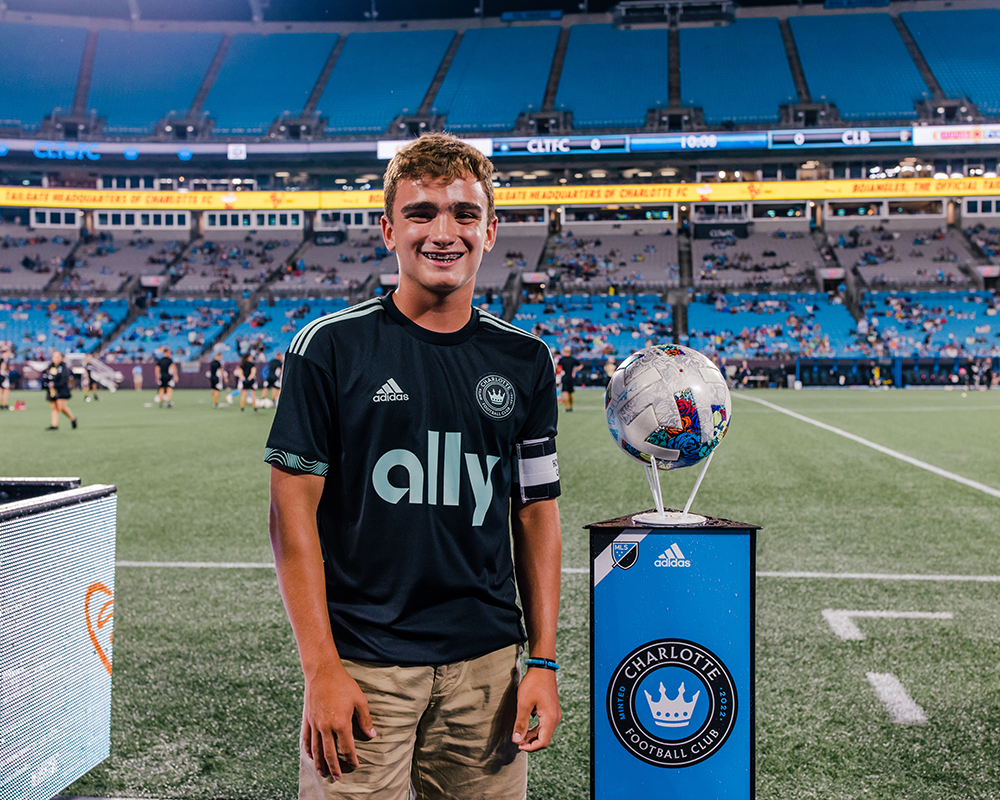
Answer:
[{"left": 3, "top": 177, "right": 1000, "bottom": 212}]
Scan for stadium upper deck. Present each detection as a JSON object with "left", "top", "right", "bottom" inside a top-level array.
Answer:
[{"left": 0, "top": 1, "right": 997, "bottom": 145}]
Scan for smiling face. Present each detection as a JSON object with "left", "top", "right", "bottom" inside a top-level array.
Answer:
[{"left": 381, "top": 175, "right": 497, "bottom": 300}]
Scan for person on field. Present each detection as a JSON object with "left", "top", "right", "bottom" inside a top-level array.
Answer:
[
  {"left": 266, "top": 133, "right": 562, "bottom": 800},
  {"left": 266, "top": 351, "right": 283, "bottom": 405},
  {"left": 43, "top": 350, "right": 77, "bottom": 430},
  {"left": 155, "top": 347, "right": 178, "bottom": 408},
  {"left": 209, "top": 351, "right": 227, "bottom": 408},
  {"left": 236, "top": 354, "right": 257, "bottom": 412},
  {"left": 0, "top": 348, "right": 12, "bottom": 410},
  {"left": 558, "top": 345, "right": 582, "bottom": 412},
  {"left": 84, "top": 353, "right": 100, "bottom": 402}
]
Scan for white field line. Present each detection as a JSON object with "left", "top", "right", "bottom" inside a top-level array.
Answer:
[
  {"left": 866, "top": 672, "right": 928, "bottom": 725},
  {"left": 733, "top": 394, "right": 1000, "bottom": 500},
  {"left": 759, "top": 570, "right": 1000, "bottom": 582},
  {"left": 736, "top": 405, "right": 999, "bottom": 413},
  {"left": 115, "top": 562, "right": 1000, "bottom": 582},
  {"left": 822, "top": 609, "right": 953, "bottom": 641},
  {"left": 115, "top": 561, "right": 596, "bottom": 573}
]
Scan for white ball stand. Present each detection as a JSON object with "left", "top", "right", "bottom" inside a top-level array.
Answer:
[{"left": 632, "top": 451, "right": 715, "bottom": 527}]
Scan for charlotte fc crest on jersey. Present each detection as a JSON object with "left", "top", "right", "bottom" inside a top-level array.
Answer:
[
  {"left": 476, "top": 374, "right": 516, "bottom": 420},
  {"left": 607, "top": 638, "right": 737, "bottom": 768}
]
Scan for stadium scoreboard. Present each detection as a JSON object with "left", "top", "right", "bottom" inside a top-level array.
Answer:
[{"left": 0, "top": 479, "right": 117, "bottom": 800}]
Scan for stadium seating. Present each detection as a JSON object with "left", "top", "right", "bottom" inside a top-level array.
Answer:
[
  {"left": 857, "top": 289, "right": 999, "bottom": 358},
  {"left": 829, "top": 224, "right": 974, "bottom": 287},
  {"left": 69, "top": 233, "right": 185, "bottom": 293},
  {"left": 433, "top": 26, "right": 560, "bottom": 131},
  {"left": 280, "top": 230, "right": 388, "bottom": 291},
  {"left": 555, "top": 25, "right": 669, "bottom": 128},
  {"left": 965, "top": 224, "right": 1000, "bottom": 265},
  {"left": 205, "top": 33, "right": 336, "bottom": 134},
  {"left": 0, "top": 23, "right": 87, "bottom": 128},
  {"left": 679, "top": 19, "right": 797, "bottom": 124},
  {"left": 88, "top": 31, "right": 222, "bottom": 133},
  {"left": 0, "top": 224, "right": 76, "bottom": 293},
  {"left": 217, "top": 296, "right": 350, "bottom": 359},
  {"left": 687, "top": 291, "right": 856, "bottom": 358},
  {"left": 0, "top": 297, "right": 128, "bottom": 360},
  {"left": 693, "top": 231, "right": 819, "bottom": 290},
  {"left": 553, "top": 227, "right": 680, "bottom": 290},
  {"left": 789, "top": 14, "right": 928, "bottom": 119},
  {"left": 102, "top": 297, "right": 237, "bottom": 361},
  {"left": 172, "top": 234, "right": 300, "bottom": 293},
  {"left": 513, "top": 293, "right": 672, "bottom": 356},
  {"left": 902, "top": 9, "right": 1000, "bottom": 116},
  {"left": 319, "top": 30, "right": 454, "bottom": 135},
  {"left": 477, "top": 229, "right": 549, "bottom": 289}
]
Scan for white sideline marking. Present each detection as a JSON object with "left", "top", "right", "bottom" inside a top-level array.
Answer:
[
  {"left": 866, "top": 672, "right": 928, "bottom": 725},
  {"left": 760, "top": 570, "right": 1000, "bottom": 583},
  {"left": 115, "top": 560, "right": 595, "bottom": 574},
  {"left": 733, "top": 394, "right": 1000, "bottom": 500},
  {"left": 822, "top": 609, "right": 953, "bottom": 641},
  {"left": 115, "top": 562, "right": 1000, "bottom": 583}
]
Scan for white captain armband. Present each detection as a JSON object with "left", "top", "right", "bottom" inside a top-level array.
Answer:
[{"left": 515, "top": 437, "right": 561, "bottom": 503}]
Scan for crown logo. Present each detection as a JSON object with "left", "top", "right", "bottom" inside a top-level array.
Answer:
[
  {"left": 644, "top": 681, "right": 700, "bottom": 727},
  {"left": 488, "top": 388, "right": 506, "bottom": 405}
]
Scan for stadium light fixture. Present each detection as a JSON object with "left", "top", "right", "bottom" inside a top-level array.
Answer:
[
  {"left": 933, "top": 173, "right": 949, "bottom": 180},
  {"left": 950, "top": 172, "right": 963, "bottom": 179},
  {"left": 522, "top": 174, "right": 537, "bottom": 180},
  {"left": 335, "top": 178, "right": 347, "bottom": 184}
]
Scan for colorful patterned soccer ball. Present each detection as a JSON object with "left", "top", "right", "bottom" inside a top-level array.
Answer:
[{"left": 605, "top": 344, "right": 732, "bottom": 470}]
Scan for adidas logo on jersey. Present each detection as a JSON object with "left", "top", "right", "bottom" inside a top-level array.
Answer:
[{"left": 373, "top": 378, "right": 409, "bottom": 402}]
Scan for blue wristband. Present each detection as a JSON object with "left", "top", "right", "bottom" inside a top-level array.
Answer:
[{"left": 524, "top": 657, "right": 560, "bottom": 671}]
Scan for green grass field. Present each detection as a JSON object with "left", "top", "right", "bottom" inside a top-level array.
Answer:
[{"left": 3, "top": 385, "right": 1000, "bottom": 799}]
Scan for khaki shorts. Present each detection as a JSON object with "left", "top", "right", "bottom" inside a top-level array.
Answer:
[{"left": 299, "top": 644, "right": 526, "bottom": 800}]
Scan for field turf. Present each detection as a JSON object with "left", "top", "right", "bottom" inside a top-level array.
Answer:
[{"left": 2, "top": 385, "right": 999, "bottom": 799}]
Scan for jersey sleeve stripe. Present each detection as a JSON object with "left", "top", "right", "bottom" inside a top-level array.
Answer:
[
  {"left": 264, "top": 447, "right": 329, "bottom": 476},
  {"left": 290, "top": 300, "right": 383, "bottom": 357},
  {"left": 288, "top": 298, "right": 380, "bottom": 355},
  {"left": 478, "top": 313, "right": 548, "bottom": 346}
]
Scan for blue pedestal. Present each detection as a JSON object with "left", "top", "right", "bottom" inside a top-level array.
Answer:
[{"left": 589, "top": 512, "right": 757, "bottom": 799}]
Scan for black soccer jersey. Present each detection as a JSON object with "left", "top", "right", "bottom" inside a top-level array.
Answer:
[{"left": 264, "top": 293, "right": 560, "bottom": 666}]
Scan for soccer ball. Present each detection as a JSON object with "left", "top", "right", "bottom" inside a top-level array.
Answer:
[{"left": 606, "top": 344, "right": 731, "bottom": 470}]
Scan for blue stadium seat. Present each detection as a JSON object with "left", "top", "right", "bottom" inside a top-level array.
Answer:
[
  {"left": 0, "top": 24, "right": 87, "bottom": 129},
  {"left": 680, "top": 19, "right": 798, "bottom": 124},
  {"left": 789, "top": 14, "right": 929, "bottom": 120},
  {"left": 88, "top": 30, "right": 222, "bottom": 133},
  {"left": 432, "top": 27, "right": 559, "bottom": 131},
  {"left": 205, "top": 33, "right": 336, "bottom": 134},
  {"left": 902, "top": 10, "right": 1000, "bottom": 116},
  {"left": 218, "top": 297, "right": 350, "bottom": 357},
  {"left": 319, "top": 30, "right": 454, "bottom": 135},
  {"left": 555, "top": 25, "right": 668, "bottom": 129},
  {"left": 0, "top": 297, "right": 129, "bottom": 358},
  {"left": 103, "top": 298, "right": 237, "bottom": 361},
  {"left": 687, "top": 292, "right": 856, "bottom": 357}
]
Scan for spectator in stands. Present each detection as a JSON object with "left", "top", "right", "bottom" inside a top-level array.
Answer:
[{"left": 43, "top": 350, "right": 77, "bottom": 430}]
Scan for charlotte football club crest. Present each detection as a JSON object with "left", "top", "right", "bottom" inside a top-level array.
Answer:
[
  {"left": 476, "top": 374, "right": 515, "bottom": 420},
  {"left": 607, "top": 638, "right": 737, "bottom": 768},
  {"left": 612, "top": 541, "right": 639, "bottom": 570}
]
